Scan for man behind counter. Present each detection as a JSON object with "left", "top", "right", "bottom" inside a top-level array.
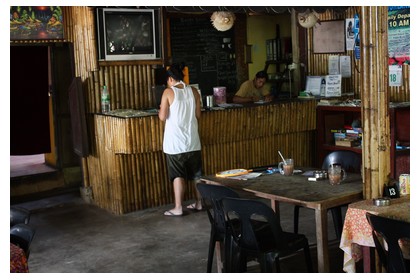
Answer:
[{"left": 232, "top": 70, "right": 273, "bottom": 103}]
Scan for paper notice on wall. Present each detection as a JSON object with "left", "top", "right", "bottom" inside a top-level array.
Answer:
[
  {"left": 328, "top": 56, "right": 340, "bottom": 75},
  {"left": 325, "top": 75, "right": 342, "bottom": 97},
  {"left": 339, "top": 56, "right": 352, "bottom": 78},
  {"left": 389, "top": 65, "right": 402, "bottom": 86},
  {"left": 346, "top": 18, "right": 355, "bottom": 51}
]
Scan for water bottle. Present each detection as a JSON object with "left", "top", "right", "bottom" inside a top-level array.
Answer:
[{"left": 101, "top": 85, "right": 110, "bottom": 113}]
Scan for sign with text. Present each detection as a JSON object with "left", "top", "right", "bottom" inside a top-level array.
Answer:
[
  {"left": 388, "top": 6, "right": 410, "bottom": 65},
  {"left": 389, "top": 65, "right": 402, "bottom": 86},
  {"left": 325, "top": 75, "right": 342, "bottom": 97}
]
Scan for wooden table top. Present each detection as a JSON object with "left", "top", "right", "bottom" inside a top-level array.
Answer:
[{"left": 201, "top": 170, "right": 363, "bottom": 210}]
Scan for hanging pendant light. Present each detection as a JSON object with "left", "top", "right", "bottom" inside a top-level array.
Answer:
[{"left": 210, "top": 11, "right": 236, "bottom": 31}]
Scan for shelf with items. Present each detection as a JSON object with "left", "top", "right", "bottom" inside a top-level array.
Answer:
[
  {"left": 316, "top": 104, "right": 410, "bottom": 179},
  {"left": 264, "top": 26, "right": 293, "bottom": 98},
  {"left": 389, "top": 105, "right": 410, "bottom": 178},
  {"left": 316, "top": 105, "right": 362, "bottom": 168}
]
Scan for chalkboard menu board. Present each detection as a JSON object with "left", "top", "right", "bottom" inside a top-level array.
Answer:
[{"left": 170, "top": 17, "right": 237, "bottom": 95}]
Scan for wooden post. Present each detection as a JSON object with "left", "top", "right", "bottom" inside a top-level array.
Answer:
[
  {"left": 360, "top": 7, "right": 390, "bottom": 199},
  {"left": 291, "top": 9, "right": 301, "bottom": 96}
]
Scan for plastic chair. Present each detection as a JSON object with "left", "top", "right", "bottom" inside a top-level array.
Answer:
[
  {"left": 10, "top": 206, "right": 31, "bottom": 227},
  {"left": 10, "top": 223, "right": 36, "bottom": 258},
  {"left": 366, "top": 212, "right": 410, "bottom": 273},
  {"left": 197, "top": 183, "right": 240, "bottom": 273},
  {"left": 222, "top": 197, "right": 313, "bottom": 273},
  {"left": 294, "top": 150, "right": 362, "bottom": 238}
]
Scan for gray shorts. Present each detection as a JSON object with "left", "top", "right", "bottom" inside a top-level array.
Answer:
[{"left": 166, "top": 151, "right": 202, "bottom": 182}]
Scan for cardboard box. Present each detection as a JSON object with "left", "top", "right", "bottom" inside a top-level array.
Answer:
[{"left": 335, "top": 138, "right": 359, "bottom": 147}]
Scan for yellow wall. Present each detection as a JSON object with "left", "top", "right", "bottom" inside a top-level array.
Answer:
[{"left": 246, "top": 14, "right": 291, "bottom": 79}]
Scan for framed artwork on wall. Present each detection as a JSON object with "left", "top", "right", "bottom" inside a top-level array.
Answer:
[
  {"left": 10, "top": 6, "right": 64, "bottom": 41},
  {"left": 313, "top": 20, "right": 346, "bottom": 53}
]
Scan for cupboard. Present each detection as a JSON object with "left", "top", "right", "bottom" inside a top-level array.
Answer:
[{"left": 316, "top": 104, "right": 410, "bottom": 179}]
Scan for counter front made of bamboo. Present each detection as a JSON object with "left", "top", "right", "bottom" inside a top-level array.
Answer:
[{"left": 87, "top": 100, "right": 317, "bottom": 214}]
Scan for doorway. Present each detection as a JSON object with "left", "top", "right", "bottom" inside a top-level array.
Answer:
[{"left": 10, "top": 46, "right": 56, "bottom": 177}]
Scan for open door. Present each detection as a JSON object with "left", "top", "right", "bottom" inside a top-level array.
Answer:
[{"left": 10, "top": 46, "right": 51, "bottom": 155}]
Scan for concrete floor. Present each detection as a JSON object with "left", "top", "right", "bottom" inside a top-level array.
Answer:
[
  {"left": 10, "top": 154, "right": 56, "bottom": 178},
  {"left": 14, "top": 189, "right": 347, "bottom": 273}
]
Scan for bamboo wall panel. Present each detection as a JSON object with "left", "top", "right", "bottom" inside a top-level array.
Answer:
[
  {"left": 87, "top": 101, "right": 316, "bottom": 214},
  {"left": 63, "top": 7, "right": 98, "bottom": 79},
  {"left": 86, "top": 64, "right": 158, "bottom": 113},
  {"left": 306, "top": 8, "right": 409, "bottom": 102}
]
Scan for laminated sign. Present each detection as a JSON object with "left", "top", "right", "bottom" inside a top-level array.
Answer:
[{"left": 325, "top": 75, "right": 342, "bottom": 97}]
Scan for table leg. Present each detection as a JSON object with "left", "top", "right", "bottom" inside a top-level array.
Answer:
[
  {"left": 362, "top": 246, "right": 376, "bottom": 273},
  {"left": 315, "top": 208, "right": 329, "bottom": 272},
  {"left": 270, "top": 199, "right": 280, "bottom": 220}
]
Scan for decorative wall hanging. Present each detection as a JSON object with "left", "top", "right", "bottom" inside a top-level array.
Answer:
[
  {"left": 210, "top": 11, "right": 236, "bottom": 31},
  {"left": 10, "top": 6, "right": 64, "bottom": 41},
  {"left": 297, "top": 9, "right": 320, "bottom": 29}
]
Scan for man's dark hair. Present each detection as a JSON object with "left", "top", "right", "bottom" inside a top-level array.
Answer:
[
  {"left": 255, "top": 70, "right": 268, "bottom": 80},
  {"left": 167, "top": 63, "right": 185, "bottom": 81}
]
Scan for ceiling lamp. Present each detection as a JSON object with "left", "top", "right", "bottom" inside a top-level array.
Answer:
[
  {"left": 297, "top": 9, "right": 320, "bottom": 29},
  {"left": 210, "top": 11, "right": 236, "bottom": 31}
]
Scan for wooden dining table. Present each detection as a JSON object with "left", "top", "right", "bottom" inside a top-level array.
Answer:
[{"left": 201, "top": 170, "right": 363, "bottom": 273}]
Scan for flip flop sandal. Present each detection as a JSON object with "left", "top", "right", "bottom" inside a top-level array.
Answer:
[
  {"left": 186, "top": 203, "right": 203, "bottom": 211},
  {"left": 164, "top": 210, "right": 183, "bottom": 217}
]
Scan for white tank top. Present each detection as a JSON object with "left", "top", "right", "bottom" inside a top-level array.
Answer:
[{"left": 163, "top": 82, "right": 201, "bottom": 154}]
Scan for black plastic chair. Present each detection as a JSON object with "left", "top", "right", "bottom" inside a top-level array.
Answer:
[
  {"left": 222, "top": 197, "right": 313, "bottom": 273},
  {"left": 294, "top": 150, "right": 362, "bottom": 238},
  {"left": 10, "top": 223, "right": 36, "bottom": 258},
  {"left": 10, "top": 206, "right": 31, "bottom": 227},
  {"left": 366, "top": 212, "right": 410, "bottom": 273},
  {"left": 197, "top": 183, "right": 240, "bottom": 273}
]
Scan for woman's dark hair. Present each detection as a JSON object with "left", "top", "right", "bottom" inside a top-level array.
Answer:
[
  {"left": 255, "top": 70, "right": 268, "bottom": 80},
  {"left": 167, "top": 63, "right": 185, "bottom": 81}
]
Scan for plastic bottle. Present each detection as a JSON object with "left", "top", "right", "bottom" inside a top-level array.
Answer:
[{"left": 101, "top": 85, "right": 110, "bottom": 113}]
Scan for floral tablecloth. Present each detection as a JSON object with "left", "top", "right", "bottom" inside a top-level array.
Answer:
[
  {"left": 339, "top": 195, "right": 410, "bottom": 273},
  {"left": 10, "top": 243, "right": 28, "bottom": 273}
]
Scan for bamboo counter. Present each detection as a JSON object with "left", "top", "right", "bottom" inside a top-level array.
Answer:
[{"left": 86, "top": 99, "right": 317, "bottom": 214}]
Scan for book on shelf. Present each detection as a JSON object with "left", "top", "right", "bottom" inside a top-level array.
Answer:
[
  {"left": 330, "top": 129, "right": 347, "bottom": 133},
  {"left": 333, "top": 132, "right": 347, "bottom": 139},
  {"left": 346, "top": 128, "right": 362, "bottom": 134}
]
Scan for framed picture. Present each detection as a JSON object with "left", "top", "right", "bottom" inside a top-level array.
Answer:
[
  {"left": 10, "top": 6, "right": 64, "bottom": 41},
  {"left": 313, "top": 20, "right": 345, "bottom": 53}
]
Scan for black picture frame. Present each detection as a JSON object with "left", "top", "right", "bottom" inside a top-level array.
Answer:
[{"left": 96, "top": 8, "right": 161, "bottom": 61}]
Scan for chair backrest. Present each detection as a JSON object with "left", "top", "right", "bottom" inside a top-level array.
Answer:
[
  {"left": 322, "top": 150, "right": 361, "bottom": 172},
  {"left": 10, "top": 206, "right": 31, "bottom": 227},
  {"left": 10, "top": 223, "right": 36, "bottom": 257},
  {"left": 366, "top": 212, "right": 410, "bottom": 272},
  {"left": 222, "top": 197, "right": 282, "bottom": 252},
  {"left": 197, "top": 183, "right": 239, "bottom": 235}
]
